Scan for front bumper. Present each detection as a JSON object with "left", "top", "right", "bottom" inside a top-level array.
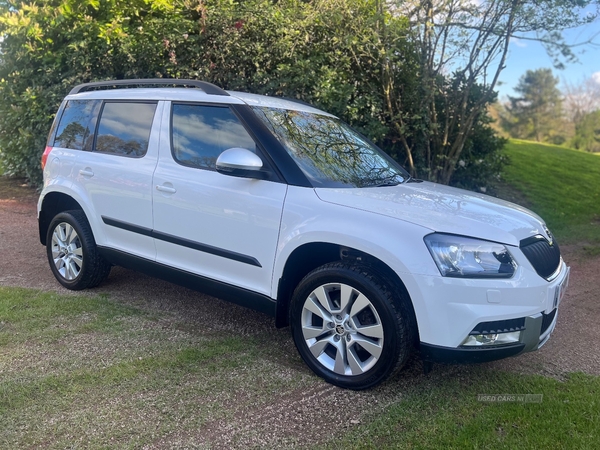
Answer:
[{"left": 420, "top": 307, "right": 559, "bottom": 364}]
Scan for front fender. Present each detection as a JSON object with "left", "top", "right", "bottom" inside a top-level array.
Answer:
[{"left": 272, "top": 187, "right": 439, "bottom": 326}]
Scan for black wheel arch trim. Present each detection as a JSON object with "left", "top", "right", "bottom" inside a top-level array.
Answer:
[
  {"left": 39, "top": 192, "right": 85, "bottom": 246},
  {"left": 97, "top": 247, "right": 276, "bottom": 316},
  {"left": 274, "top": 242, "right": 419, "bottom": 346},
  {"left": 101, "top": 216, "right": 261, "bottom": 267}
]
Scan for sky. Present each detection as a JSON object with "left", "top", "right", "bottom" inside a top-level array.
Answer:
[{"left": 495, "top": 21, "right": 600, "bottom": 101}]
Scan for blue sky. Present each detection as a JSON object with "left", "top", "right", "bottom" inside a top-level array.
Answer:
[{"left": 495, "top": 21, "right": 600, "bottom": 101}]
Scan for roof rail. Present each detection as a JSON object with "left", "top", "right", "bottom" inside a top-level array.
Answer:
[
  {"left": 281, "top": 97, "right": 319, "bottom": 109},
  {"left": 69, "top": 79, "right": 230, "bottom": 96}
]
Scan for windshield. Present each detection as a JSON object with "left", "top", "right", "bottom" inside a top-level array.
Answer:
[{"left": 252, "top": 107, "right": 409, "bottom": 188}]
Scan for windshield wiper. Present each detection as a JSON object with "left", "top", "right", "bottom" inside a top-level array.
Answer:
[
  {"left": 406, "top": 176, "right": 423, "bottom": 183},
  {"left": 368, "top": 181, "right": 400, "bottom": 187}
]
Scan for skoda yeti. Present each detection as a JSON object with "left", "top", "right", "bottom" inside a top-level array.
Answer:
[{"left": 38, "top": 79, "right": 569, "bottom": 389}]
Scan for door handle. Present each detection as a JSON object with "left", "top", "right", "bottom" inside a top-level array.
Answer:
[
  {"left": 156, "top": 184, "right": 177, "bottom": 194},
  {"left": 79, "top": 168, "right": 94, "bottom": 177}
]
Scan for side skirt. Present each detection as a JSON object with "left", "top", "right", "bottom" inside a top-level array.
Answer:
[{"left": 97, "top": 247, "right": 277, "bottom": 317}]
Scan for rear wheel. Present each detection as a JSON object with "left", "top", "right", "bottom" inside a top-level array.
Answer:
[
  {"left": 46, "top": 210, "right": 111, "bottom": 290},
  {"left": 290, "top": 262, "right": 410, "bottom": 390}
]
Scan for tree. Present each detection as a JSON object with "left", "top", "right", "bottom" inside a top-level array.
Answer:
[
  {"left": 506, "top": 68, "right": 564, "bottom": 143},
  {"left": 571, "top": 110, "right": 600, "bottom": 152},
  {"left": 385, "top": 0, "right": 599, "bottom": 183},
  {"left": 0, "top": 0, "right": 186, "bottom": 183},
  {"left": 563, "top": 75, "right": 600, "bottom": 151},
  {"left": 563, "top": 76, "right": 600, "bottom": 124},
  {"left": 0, "top": 0, "right": 419, "bottom": 185},
  {"left": 1, "top": 0, "right": 598, "bottom": 187}
]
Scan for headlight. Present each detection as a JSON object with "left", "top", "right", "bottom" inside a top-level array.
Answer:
[{"left": 424, "top": 234, "right": 517, "bottom": 278}]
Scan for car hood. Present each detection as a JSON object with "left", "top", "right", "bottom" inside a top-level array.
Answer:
[{"left": 315, "top": 181, "right": 548, "bottom": 247}]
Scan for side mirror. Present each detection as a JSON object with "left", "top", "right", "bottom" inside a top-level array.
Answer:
[{"left": 216, "top": 147, "right": 265, "bottom": 179}]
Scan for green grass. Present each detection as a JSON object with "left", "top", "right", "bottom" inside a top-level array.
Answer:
[
  {"left": 0, "top": 286, "right": 311, "bottom": 448},
  {"left": 2, "top": 146, "right": 600, "bottom": 447},
  {"left": 0, "top": 288, "right": 139, "bottom": 345},
  {"left": 500, "top": 140, "right": 600, "bottom": 245},
  {"left": 2, "top": 286, "right": 599, "bottom": 448},
  {"left": 327, "top": 370, "right": 600, "bottom": 449}
]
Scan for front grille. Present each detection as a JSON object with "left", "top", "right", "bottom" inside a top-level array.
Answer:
[
  {"left": 520, "top": 235, "right": 561, "bottom": 280},
  {"left": 541, "top": 309, "right": 557, "bottom": 335}
]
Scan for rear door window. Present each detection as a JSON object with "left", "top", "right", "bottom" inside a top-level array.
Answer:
[{"left": 95, "top": 102, "right": 157, "bottom": 157}]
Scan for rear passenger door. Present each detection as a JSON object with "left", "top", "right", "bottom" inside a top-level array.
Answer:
[
  {"left": 152, "top": 102, "right": 287, "bottom": 297},
  {"left": 72, "top": 100, "right": 163, "bottom": 260}
]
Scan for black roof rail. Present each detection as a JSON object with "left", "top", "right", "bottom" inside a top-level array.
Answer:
[{"left": 69, "top": 79, "right": 230, "bottom": 96}]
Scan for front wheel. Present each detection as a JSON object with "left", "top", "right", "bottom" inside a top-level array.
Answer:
[
  {"left": 290, "top": 262, "right": 411, "bottom": 390},
  {"left": 46, "top": 210, "right": 111, "bottom": 290}
]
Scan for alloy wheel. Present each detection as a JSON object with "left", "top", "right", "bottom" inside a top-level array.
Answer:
[
  {"left": 50, "top": 222, "right": 84, "bottom": 280},
  {"left": 300, "top": 282, "right": 384, "bottom": 376}
]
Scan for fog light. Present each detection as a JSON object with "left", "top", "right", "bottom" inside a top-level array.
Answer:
[{"left": 462, "top": 331, "right": 521, "bottom": 346}]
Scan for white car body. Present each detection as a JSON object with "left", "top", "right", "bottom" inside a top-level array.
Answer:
[{"left": 38, "top": 80, "right": 569, "bottom": 388}]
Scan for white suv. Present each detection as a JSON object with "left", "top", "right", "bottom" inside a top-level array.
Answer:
[{"left": 38, "top": 79, "right": 570, "bottom": 389}]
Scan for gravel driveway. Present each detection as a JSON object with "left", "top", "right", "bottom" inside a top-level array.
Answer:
[{"left": 1, "top": 176, "right": 599, "bottom": 447}]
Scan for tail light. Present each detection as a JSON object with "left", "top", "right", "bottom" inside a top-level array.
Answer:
[{"left": 41, "top": 146, "right": 52, "bottom": 170}]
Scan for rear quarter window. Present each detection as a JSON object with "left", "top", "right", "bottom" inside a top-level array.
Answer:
[{"left": 53, "top": 100, "right": 102, "bottom": 150}]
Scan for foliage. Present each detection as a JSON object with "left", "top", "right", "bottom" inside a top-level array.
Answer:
[
  {"left": 197, "top": 0, "right": 418, "bottom": 150},
  {"left": 1, "top": 0, "right": 598, "bottom": 188},
  {"left": 0, "top": 0, "right": 418, "bottom": 185},
  {"left": 385, "top": 0, "right": 599, "bottom": 184},
  {"left": 0, "top": 0, "right": 192, "bottom": 184},
  {"left": 487, "top": 101, "right": 511, "bottom": 139},
  {"left": 564, "top": 77, "right": 600, "bottom": 152},
  {"left": 563, "top": 76, "right": 600, "bottom": 124},
  {"left": 499, "top": 72, "right": 600, "bottom": 149},
  {"left": 450, "top": 113, "right": 508, "bottom": 194},
  {"left": 505, "top": 68, "right": 565, "bottom": 144},
  {"left": 571, "top": 110, "right": 600, "bottom": 152}
]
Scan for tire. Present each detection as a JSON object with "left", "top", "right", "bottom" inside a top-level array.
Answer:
[
  {"left": 290, "top": 262, "right": 411, "bottom": 390},
  {"left": 46, "top": 210, "right": 111, "bottom": 290}
]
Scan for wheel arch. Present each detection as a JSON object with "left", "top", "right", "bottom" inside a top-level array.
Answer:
[
  {"left": 39, "top": 192, "right": 84, "bottom": 245},
  {"left": 275, "top": 242, "right": 419, "bottom": 346}
]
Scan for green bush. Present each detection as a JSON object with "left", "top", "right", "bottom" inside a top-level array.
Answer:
[
  {"left": 450, "top": 113, "right": 509, "bottom": 194},
  {"left": 0, "top": 0, "right": 507, "bottom": 190}
]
